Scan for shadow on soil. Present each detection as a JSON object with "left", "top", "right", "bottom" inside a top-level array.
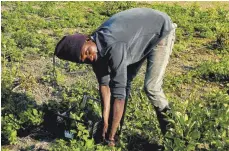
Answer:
[
  {"left": 1, "top": 83, "right": 68, "bottom": 146},
  {"left": 126, "top": 133, "right": 164, "bottom": 151},
  {"left": 2, "top": 83, "right": 102, "bottom": 150}
]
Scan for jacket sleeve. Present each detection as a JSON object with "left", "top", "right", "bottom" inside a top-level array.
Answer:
[
  {"left": 108, "top": 42, "right": 127, "bottom": 100},
  {"left": 92, "top": 57, "right": 110, "bottom": 86}
]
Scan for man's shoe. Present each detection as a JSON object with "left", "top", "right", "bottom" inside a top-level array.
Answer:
[{"left": 155, "top": 105, "right": 172, "bottom": 135}]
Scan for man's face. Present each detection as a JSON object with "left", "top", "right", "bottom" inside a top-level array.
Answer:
[{"left": 80, "top": 41, "right": 97, "bottom": 63}]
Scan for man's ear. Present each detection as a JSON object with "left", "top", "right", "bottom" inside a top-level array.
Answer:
[{"left": 89, "top": 41, "right": 97, "bottom": 53}]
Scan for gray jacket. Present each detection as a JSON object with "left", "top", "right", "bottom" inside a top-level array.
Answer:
[{"left": 91, "top": 8, "right": 174, "bottom": 99}]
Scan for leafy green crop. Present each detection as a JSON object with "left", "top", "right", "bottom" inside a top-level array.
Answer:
[{"left": 1, "top": 1, "right": 229, "bottom": 151}]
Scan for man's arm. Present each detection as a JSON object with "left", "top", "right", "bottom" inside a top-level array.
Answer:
[
  {"left": 99, "top": 85, "right": 111, "bottom": 138},
  {"left": 109, "top": 98, "right": 125, "bottom": 141},
  {"left": 92, "top": 58, "right": 111, "bottom": 139},
  {"left": 108, "top": 42, "right": 127, "bottom": 143},
  {"left": 100, "top": 87, "right": 125, "bottom": 143}
]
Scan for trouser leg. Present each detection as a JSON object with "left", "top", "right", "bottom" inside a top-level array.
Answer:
[{"left": 144, "top": 24, "right": 176, "bottom": 135}]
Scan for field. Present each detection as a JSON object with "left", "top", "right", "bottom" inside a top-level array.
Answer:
[{"left": 1, "top": 1, "right": 229, "bottom": 151}]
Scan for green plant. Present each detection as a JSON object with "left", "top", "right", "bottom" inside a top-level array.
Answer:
[
  {"left": 2, "top": 114, "right": 21, "bottom": 144},
  {"left": 19, "top": 108, "right": 44, "bottom": 126},
  {"left": 164, "top": 91, "right": 229, "bottom": 151},
  {"left": 1, "top": 1, "right": 229, "bottom": 150}
]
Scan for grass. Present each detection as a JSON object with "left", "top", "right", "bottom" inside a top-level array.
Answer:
[{"left": 1, "top": 1, "right": 229, "bottom": 151}]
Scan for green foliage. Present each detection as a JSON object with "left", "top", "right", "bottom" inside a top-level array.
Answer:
[
  {"left": 2, "top": 114, "right": 21, "bottom": 144},
  {"left": 51, "top": 138, "right": 118, "bottom": 151},
  {"left": 1, "top": 149, "right": 10, "bottom": 151},
  {"left": 214, "top": 23, "right": 229, "bottom": 53},
  {"left": 50, "top": 124, "right": 95, "bottom": 151},
  {"left": 1, "top": 1, "right": 229, "bottom": 150},
  {"left": 165, "top": 56, "right": 229, "bottom": 94},
  {"left": 196, "top": 57, "right": 229, "bottom": 82},
  {"left": 164, "top": 91, "right": 229, "bottom": 151},
  {"left": 1, "top": 61, "right": 44, "bottom": 144},
  {"left": 19, "top": 108, "right": 44, "bottom": 126}
]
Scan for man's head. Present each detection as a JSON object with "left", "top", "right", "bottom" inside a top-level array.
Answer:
[
  {"left": 54, "top": 33, "right": 97, "bottom": 64},
  {"left": 80, "top": 38, "right": 98, "bottom": 63}
]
